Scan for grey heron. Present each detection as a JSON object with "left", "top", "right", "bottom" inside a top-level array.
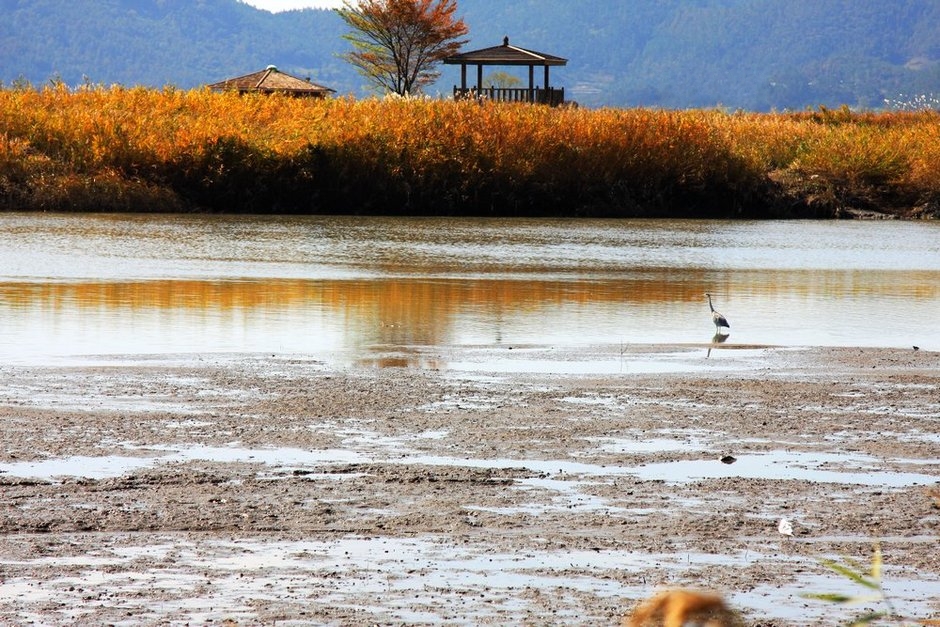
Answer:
[{"left": 705, "top": 293, "right": 730, "bottom": 334}]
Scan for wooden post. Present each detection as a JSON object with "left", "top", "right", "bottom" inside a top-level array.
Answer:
[{"left": 528, "top": 64, "right": 535, "bottom": 102}]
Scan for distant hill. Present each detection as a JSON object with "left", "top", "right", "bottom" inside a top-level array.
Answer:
[
  {"left": 2, "top": 0, "right": 939, "bottom": 110},
  {"left": 0, "top": 0, "right": 350, "bottom": 94}
]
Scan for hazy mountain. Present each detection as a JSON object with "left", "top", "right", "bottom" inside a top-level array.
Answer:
[
  {"left": 0, "top": 0, "right": 349, "bottom": 93},
  {"left": 2, "top": 0, "right": 938, "bottom": 110}
]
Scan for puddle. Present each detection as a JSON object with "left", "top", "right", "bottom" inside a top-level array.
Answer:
[
  {"left": 0, "top": 535, "right": 760, "bottom": 623},
  {"left": 446, "top": 358, "right": 716, "bottom": 375},
  {"left": 1, "top": 443, "right": 936, "bottom": 491},
  {"left": 561, "top": 395, "right": 619, "bottom": 406},
  {"left": 0, "top": 536, "right": 625, "bottom": 623},
  {"left": 736, "top": 570, "right": 940, "bottom": 623},
  {"left": 591, "top": 435, "right": 711, "bottom": 454},
  {"left": 441, "top": 348, "right": 770, "bottom": 376},
  {"left": 422, "top": 396, "right": 502, "bottom": 410},
  {"left": 0, "top": 447, "right": 370, "bottom": 481},
  {"left": 0, "top": 455, "right": 161, "bottom": 480},
  {"left": 170, "top": 445, "right": 368, "bottom": 466},
  {"left": 901, "top": 432, "right": 940, "bottom": 444},
  {"left": 2, "top": 378, "right": 259, "bottom": 415},
  {"left": 629, "top": 451, "right": 940, "bottom": 487},
  {"left": 470, "top": 476, "right": 626, "bottom": 516}
]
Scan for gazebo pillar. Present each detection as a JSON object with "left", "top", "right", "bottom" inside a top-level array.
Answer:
[
  {"left": 460, "top": 64, "right": 467, "bottom": 90},
  {"left": 529, "top": 65, "right": 539, "bottom": 102}
]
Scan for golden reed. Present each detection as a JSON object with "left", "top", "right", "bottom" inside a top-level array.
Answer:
[{"left": 1, "top": 85, "right": 938, "bottom": 216}]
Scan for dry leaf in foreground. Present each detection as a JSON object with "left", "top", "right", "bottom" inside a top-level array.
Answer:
[{"left": 625, "top": 589, "right": 742, "bottom": 627}]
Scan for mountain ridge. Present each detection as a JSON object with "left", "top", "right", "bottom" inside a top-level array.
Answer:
[{"left": 2, "top": 0, "right": 938, "bottom": 110}]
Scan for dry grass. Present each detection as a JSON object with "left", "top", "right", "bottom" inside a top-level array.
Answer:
[
  {"left": 1, "top": 85, "right": 939, "bottom": 216},
  {"left": 625, "top": 589, "right": 742, "bottom": 627}
]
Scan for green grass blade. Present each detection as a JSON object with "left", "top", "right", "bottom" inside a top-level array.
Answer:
[
  {"left": 802, "top": 593, "right": 854, "bottom": 603},
  {"left": 849, "top": 611, "right": 888, "bottom": 626},
  {"left": 843, "top": 556, "right": 867, "bottom": 572},
  {"left": 820, "top": 559, "right": 880, "bottom": 590},
  {"left": 802, "top": 592, "right": 883, "bottom": 605}
]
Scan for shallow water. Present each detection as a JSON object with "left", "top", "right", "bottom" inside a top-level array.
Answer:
[
  {"left": 3, "top": 440, "right": 935, "bottom": 489},
  {"left": 1, "top": 213, "right": 938, "bottom": 365},
  {"left": 2, "top": 439, "right": 936, "bottom": 623},
  {"left": 10, "top": 534, "right": 934, "bottom": 626}
]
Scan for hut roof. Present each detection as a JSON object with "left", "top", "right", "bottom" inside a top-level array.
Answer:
[
  {"left": 444, "top": 37, "right": 567, "bottom": 67},
  {"left": 207, "top": 66, "right": 335, "bottom": 95}
]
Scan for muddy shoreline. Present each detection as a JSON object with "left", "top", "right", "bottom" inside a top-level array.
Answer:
[{"left": 1, "top": 345, "right": 938, "bottom": 625}]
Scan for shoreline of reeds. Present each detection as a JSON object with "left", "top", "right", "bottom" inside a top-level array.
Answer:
[{"left": 1, "top": 85, "right": 938, "bottom": 219}]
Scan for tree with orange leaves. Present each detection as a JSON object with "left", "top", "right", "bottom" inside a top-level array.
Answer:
[{"left": 337, "top": 0, "right": 469, "bottom": 96}]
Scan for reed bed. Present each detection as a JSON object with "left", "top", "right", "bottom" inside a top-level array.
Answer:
[{"left": 1, "top": 84, "right": 938, "bottom": 217}]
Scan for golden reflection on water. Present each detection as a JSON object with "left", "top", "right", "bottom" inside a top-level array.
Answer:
[
  {"left": 2, "top": 268, "right": 937, "bottom": 357},
  {"left": 3, "top": 215, "right": 939, "bottom": 359},
  {"left": 0, "top": 277, "right": 703, "bottom": 312},
  {"left": 2, "top": 277, "right": 697, "bottom": 349},
  {"left": 2, "top": 269, "right": 933, "bottom": 313}
]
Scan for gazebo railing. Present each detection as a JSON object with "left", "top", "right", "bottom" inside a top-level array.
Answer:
[{"left": 454, "top": 86, "right": 565, "bottom": 106}]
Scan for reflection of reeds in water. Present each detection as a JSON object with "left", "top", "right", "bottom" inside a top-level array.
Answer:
[
  {"left": 3, "top": 273, "right": 933, "bottom": 349},
  {"left": 0, "top": 277, "right": 736, "bottom": 355},
  {"left": 0, "top": 277, "right": 716, "bottom": 348},
  {"left": 0, "top": 278, "right": 742, "bottom": 312},
  {"left": 4, "top": 270, "right": 933, "bottom": 315}
]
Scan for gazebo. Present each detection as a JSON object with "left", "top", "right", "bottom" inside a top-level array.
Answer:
[
  {"left": 443, "top": 36, "right": 568, "bottom": 106},
  {"left": 207, "top": 65, "right": 334, "bottom": 99}
]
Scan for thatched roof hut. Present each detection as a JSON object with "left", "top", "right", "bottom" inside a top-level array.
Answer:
[{"left": 208, "top": 65, "right": 334, "bottom": 98}]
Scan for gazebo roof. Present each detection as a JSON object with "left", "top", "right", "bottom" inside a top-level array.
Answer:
[
  {"left": 444, "top": 37, "right": 567, "bottom": 67},
  {"left": 207, "top": 66, "right": 334, "bottom": 95}
]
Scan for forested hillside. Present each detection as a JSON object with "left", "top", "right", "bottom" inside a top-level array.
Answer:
[
  {"left": 0, "top": 0, "right": 348, "bottom": 93},
  {"left": 2, "top": 0, "right": 939, "bottom": 110}
]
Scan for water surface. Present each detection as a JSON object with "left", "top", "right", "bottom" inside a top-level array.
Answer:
[{"left": 1, "top": 213, "right": 937, "bottom": 364}]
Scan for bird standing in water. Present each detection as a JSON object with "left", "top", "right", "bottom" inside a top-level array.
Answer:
[{"left": 705, "top": 293, "right": 730, "bottom": 334}]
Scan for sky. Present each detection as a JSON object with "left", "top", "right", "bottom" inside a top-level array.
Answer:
[{"left": 242, "top": 0, "right": 344, "bottom": 11}]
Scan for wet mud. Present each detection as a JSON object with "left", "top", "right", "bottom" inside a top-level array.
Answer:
[{"left": 0, "top": 345, "right": 938, "bottom": 625}]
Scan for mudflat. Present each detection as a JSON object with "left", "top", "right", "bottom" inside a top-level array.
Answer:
[{"left": 0, "top": 345, "right": 938, "bottom": 625}]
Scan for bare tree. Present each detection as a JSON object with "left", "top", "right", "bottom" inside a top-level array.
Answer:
[{"left": 337, "top": 0, "right": 469, "bottom": 96}]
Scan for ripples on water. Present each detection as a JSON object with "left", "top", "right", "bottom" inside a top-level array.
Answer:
[{"left": 0, "top": 213, "right": 938, "bottom": 363}]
